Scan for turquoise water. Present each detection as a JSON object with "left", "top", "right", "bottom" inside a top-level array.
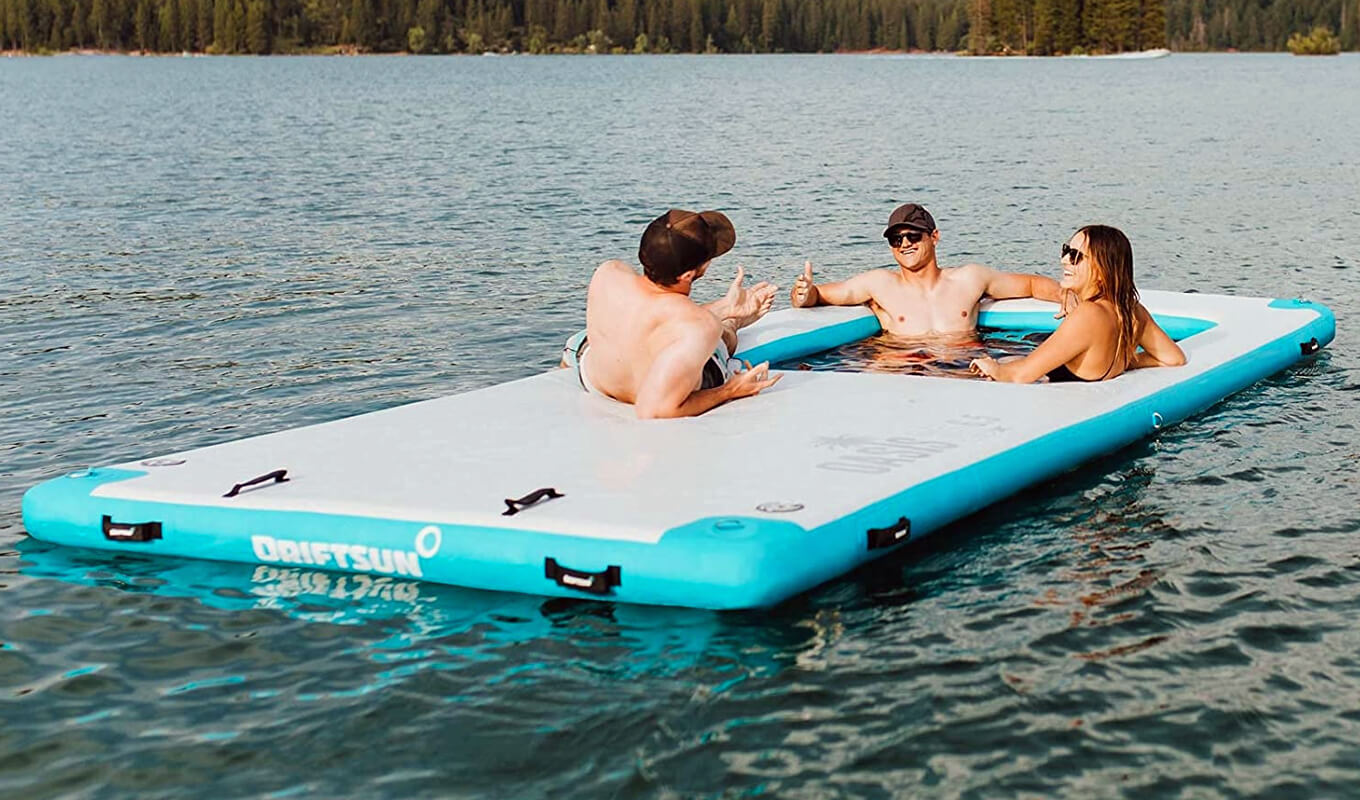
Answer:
[{"left": 2, "top": 53, "right": 1358, "bottom": 796}]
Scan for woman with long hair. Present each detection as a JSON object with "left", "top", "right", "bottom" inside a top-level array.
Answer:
[{"left": 970, "top": 225, "right": 1186, "bottom": 383}]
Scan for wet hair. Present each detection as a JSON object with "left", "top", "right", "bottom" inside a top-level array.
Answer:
[{"left": 1077, "top": 224, "right": 1140, "bottom": 371}]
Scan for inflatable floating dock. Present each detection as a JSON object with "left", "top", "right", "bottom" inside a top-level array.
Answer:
[{"left": 22, "top": 291, "right": 1334, "bottom": 609}]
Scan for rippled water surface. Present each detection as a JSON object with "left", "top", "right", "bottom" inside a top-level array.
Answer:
[
  {"left": 2, "top": 54, "right": 1358, "bottom": 797},
  {"left": 779, "top": 329, "right": 1044, "bottom": 378}
]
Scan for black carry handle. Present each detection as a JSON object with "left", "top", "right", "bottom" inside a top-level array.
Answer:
[
  {"left": 503, "top": 487, "right": 563, "bottom": 516},
  {"left": 1301, "top": 337, "right": 1321, "bottom": 355},
  {"left": 867, "top": 517, "right": 911, "bottom": 550},
  {"left": 102, "top": 515, "right": 162, "bottom": 543},
  {"left": 223, "top": 469, "right": 290, "bottom": 498},
  {"left": 545, "top": 557, "right": 621, "bottom": 595}
]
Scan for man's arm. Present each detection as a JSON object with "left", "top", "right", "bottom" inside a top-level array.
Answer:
[
  {"left": 718, "top": 318, "right": 738, "bottom": 357},
  {"left": 791, "top": 261, "right": 879, "bottom": 308},
  {"left": 634, "top": 321, "right": 779, "bottom": 418},
  {"left": 975, "top": 264, "right": 1064, "bottom": 303}
]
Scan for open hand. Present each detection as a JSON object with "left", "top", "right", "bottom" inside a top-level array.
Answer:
[
  {"left": 790, "top": 261, "right": 819, "bottom": 308},
  {"left": 721, "top": 265, "right": 777, "bottom": 329},
  {"left": 970, "top": 356, "right": 1000, "bottom": 381},
  {"left": 728, "top": 360, "right": 782, "bottom": 399}
]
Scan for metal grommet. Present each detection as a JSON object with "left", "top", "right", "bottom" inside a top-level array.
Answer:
[
  {"left": 1152, "top": 412, "right": 1164, "bottom": 430},
  {"left": 756, "top": 502, "right": 804, "bottom": 514},
  {"left": 141, "top": 458, "right": 186, "bottom": 467}
]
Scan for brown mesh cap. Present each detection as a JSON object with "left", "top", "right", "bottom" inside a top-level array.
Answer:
[
  {"left": 638, "top": 209, "right": 736, "bottom": 284},
  {"left": 882, "top": 203, "right": 936, "bottom": 237}
]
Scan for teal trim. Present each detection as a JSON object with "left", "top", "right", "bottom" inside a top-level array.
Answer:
[
  {"left": 20, "top": 299, "right": 1338, "bottom": 610},
  {"left": 737, "top": 309, "right": 1217, "bottom": 370},
  {"left": 795, "top": 297, "right": 1337, "bottom": 593},
  {"left": 22, "top": 468, "right": 810, "bottom": 610},
  {"left": 978, "top": 310, "right": 1217, "bottom": 341},
  {"left": 1269, "top": 298, "right": 1337, "bottom": 348},
  {"left": 735, "top": 315, "right": 881, "bottom": 365}
]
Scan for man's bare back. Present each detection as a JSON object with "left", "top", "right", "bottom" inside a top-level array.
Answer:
[
  {"left": 584, "top": 260, "right": 723, "bottom": 403},
  {"left": 567, "top": 209, "right": 779, "bottom": 419}
]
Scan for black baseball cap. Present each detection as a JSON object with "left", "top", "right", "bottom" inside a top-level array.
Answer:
[
  {"left": 882, "top": 203, "right": 936, "bottom": 238},
  {"left": 638, "top": 209, "right": 736, "bottom": 285}
]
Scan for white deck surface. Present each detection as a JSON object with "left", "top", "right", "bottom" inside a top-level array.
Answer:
[{"left": 93, "top": 292, "right": 1314, "bottom": 544}]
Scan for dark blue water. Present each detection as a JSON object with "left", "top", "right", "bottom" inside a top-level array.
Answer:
[{"left": 2, "top": 53, "right": 1358, "bottom": 797}]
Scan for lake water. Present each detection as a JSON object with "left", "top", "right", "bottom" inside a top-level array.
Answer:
[
  {"left": 2, "top": 53, "right": 1358, "bottom": 797},
  {"left": 777, "top": 328, "right": 1045, "bottom": 378}
]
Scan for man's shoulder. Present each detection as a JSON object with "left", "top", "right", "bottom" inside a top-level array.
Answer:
[
  {"left": 943, "top": 262, "right": 994, "bottom": 279},
  {"left": 593, "top": 259, "right": 636, "bottom": 279},
  {"left": 941, "top": 263, "right": 998, "bottom": 290}
]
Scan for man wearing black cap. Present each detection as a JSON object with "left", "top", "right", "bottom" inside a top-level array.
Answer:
[
  {"left": 562, "top": 209, "right": 780, "bottom": 419},
  {"left": 789, "top": 203, "right": 1064, "bottom": 335}
]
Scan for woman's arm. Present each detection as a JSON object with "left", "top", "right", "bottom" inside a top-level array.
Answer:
[
  {"left": 1130, "top": 304, "right": 1187, "bottom": 368},
  {"left": 971, "top": 305, "right": 1101, "bottom": 383}
]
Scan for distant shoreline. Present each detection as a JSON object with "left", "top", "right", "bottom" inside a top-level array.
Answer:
[{"left": 2, "top": 46, "right": 1350, "bottom": 58}]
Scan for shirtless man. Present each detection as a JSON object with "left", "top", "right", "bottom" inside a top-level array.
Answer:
[
  {"left": 564, "top": 209, "right": 780, "bottom": 419},
  {"left": 789, "top": 203, "right": 1065, "bottom": 335}
]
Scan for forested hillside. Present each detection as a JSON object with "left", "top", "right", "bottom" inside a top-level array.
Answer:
[{"left": 1, "top": 0, "right": 1354, "bottom": 54}]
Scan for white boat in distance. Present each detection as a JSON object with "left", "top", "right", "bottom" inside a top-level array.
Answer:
[{"left": 1077, "top": 48, "right": 1172, "bottom": 59}]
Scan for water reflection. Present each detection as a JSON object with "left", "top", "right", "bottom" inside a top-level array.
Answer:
[{"left": 13, "top": 539, "right": 804, "bottom": 691}]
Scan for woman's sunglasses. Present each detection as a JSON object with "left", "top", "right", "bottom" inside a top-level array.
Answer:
[
  {"left": 887, "top": 230, "right": 927, "bottom": 248},
  {"left": 1062, "top": 243, "right": 1085, "bottom": 264}
]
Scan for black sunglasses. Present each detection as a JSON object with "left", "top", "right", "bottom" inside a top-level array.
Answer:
[
  {"left": 887, "top": 230, "right": 927, "bottom": 248},
  {"left": 1062, "top": 243, "right": 1085, "bottom": 264}
]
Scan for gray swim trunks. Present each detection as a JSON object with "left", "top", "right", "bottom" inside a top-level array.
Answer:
[{"left": 561, "top": 330, "right": 734, "bottom": 395}]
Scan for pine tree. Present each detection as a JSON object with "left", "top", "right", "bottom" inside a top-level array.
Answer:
[
  {"left": 158, "top": 0, "right": 178, "bottom": 48},
  {"left": 1139, "top": 0, "right": 1165, "bottom": 47},
  {"left": 211, "top": 0, "right": 228, "bottom": 48},
  {"left": 1084, "top": 0, "right": 1112, "bottom": 50},
  {"left": 968, "top": 0, "right": 990, "bottom": 52},
  {"left": 415, "top": 0, "right": 437, "bottom": 47},
  {"left": 133, "top": 0, "right": 150, "bottom": 48},
  {"left": 688, "top": 0, "right": 702, "bottom": 51},
  {"left": 612, "top": 0, "right": 634, "bottom": 43},
  {"left": 1109, "top": 0, "right": 1139, "bottom": 48},
  {"left": 48, "top": 0, "right": 68, "bottom": 50},
  {"left": 68, "top": 0, "right": 85, "bottom": 46},
  {"left": 1032, "top": 0, "right": 1054, "bottom": 52},
  {"left": 347, "top": 0, "right": 368, "bottom": 46},
  {"left": 245, "top": 0, "right": 266, "bottom": 51},
  {"left": 1052, "top": 0, "right": 1079, "bottom": 51},
  {"left": 178, "top": 0, "right": 193, "bottom": 48},
  {"left": 722, "top": 2, "right": 739, "bottom": 46},
  {"left": 758, "top": 0, "right": 774, "bottom": 50},
  {"left": 195, "top": 0, "right": 211, "bottom": 47}
]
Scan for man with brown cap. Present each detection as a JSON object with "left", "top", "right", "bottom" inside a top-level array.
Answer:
[
  {"left": 563, "top": 209, "right": 780, "bottom": 419},
  {"left": 789, "top": 203, "right": 1065, "bottom": 335}
]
